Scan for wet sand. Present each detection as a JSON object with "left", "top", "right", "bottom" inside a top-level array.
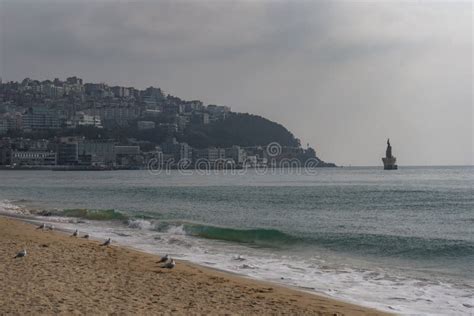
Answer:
[{"left": 0, "top": 217, "right": 390, "bottom": 315}]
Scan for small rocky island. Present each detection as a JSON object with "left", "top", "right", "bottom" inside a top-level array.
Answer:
[{"left": 382, "top": 139, "right": 398, "bottom": 170}]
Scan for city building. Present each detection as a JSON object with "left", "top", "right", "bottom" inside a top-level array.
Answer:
[
  {"left": 178, "top": 143, "right": 192, "bottom": 162},
  {"left": 207, "top": 104, "right": 231, "bottom": 121},
  {"left": 11, "top": 150, "right": 57, "bottom": 166},
  {"left": 161, "top": 138, "right": 193, "bottom": 163},
  {"left": 191, "top": 112, "right": 210, "bottom": 125},
  {"left": 226, "top": 145, "right": 247, "bottom": 165},
  {"left": 176, "top": 116, "right": 190, "bottom": 131},
  {"left": 114, "top": 145, "right": 143, "bottom": 168},
  {"left": 68, "top": 112, "right": 102, "bottom": 128},
  {"left": 0, "top": 138, "right": 12, "bottom": 165},
  {"left": 142, "top": 109, "right": 161, "bottom": 117},
  {"left": 93, "top": 107, "right": 141, "bottom": 127},
  {"left": 115, "top": 145, "right": 140, "bottom": 156},
  {"left": 111, "top": 86, "right": 131, "bottom": 98},
  {"left": 184, "top": 101, "right": 204, "bottom": 112},
  {"left": 42, "top": 84, "right": 65, "bottom": 99},
  {"left": 78, "top": 140, "right": 116, "bottom": 165},
  {"left": 194, "top": 147, "right": 226, "bottom": 163},
  {"left": 84, "top": 83, "right": 108, "bottom": 97},
  {"left": 0, "top": 117, "right": 7, "bottom": 135},
  {"left": 137, "top": 121, "right": 156, "bottom": 130},
  {"left": 159, "top": 123, "right": 178, "bottom": 134},
  {"left": 246, "top": 155, "right": 258, "bottom": 167},
  {"left": 22, "top": 107, "right": 61, "bottom": 131},
  {"left": 66, "top": 76, "right": 83, "bottom": 85},
  {"left": 57, "top": 137, "right": 80, "bottom": 165},
  {"left": 163, "top": 104, "right": 184, "bottom": 115}
]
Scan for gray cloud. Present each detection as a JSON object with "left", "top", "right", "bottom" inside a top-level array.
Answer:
[{"left": 0, "top": 0, "right": 472, "bottom": 165}]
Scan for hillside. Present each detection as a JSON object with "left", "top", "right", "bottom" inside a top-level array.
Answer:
[
  {"left": 1, "top": 76, "right": 336, "bottom": 167},
  {"left": 179, "top": 113, "right": 301, "bottom": 149}
]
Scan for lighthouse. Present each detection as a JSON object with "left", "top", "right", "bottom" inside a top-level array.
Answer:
[{"left": 382, "top": 139, "right": 398, "bottom": 170}]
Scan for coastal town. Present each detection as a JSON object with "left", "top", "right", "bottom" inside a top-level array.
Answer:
[{"left": 0, "top": 77, "right": 330, "bottom": 170}]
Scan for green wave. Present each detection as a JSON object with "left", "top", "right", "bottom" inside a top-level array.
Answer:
[
  {"left": 181, "top": 223, "right": 299, "bottom": 247},
  {"left": 157, "top": 221, "right": 474, "bottom": 258}
]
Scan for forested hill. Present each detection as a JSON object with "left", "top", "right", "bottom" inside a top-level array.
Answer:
[{"left": 179, "top": 113, "right": 301, "bottom": 149}]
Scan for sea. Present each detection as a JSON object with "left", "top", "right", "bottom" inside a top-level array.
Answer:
[{"left": 0, "top": 166, "right": 472, "bottom": 315}]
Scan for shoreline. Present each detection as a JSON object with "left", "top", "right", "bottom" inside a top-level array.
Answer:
[{"left": 0, "top": 216, "right": 389, "bottom": 315}]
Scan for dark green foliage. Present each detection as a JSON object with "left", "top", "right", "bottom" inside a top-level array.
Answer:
[{"left": 179, "top": 113, "right": 300, "bottom": 149}]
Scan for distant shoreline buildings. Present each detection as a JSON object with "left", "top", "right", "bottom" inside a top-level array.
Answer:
[{"left": 0, "top": 76, "right": 334, "bottom": 169}]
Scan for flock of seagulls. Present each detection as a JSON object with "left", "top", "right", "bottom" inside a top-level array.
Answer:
[{"left": 14, "top": 222, "right": 176, "bottom": 269}]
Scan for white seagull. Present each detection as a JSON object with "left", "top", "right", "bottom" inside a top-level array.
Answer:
[
  {"left": 161, "top": 259, "right": 176, "bottom": 269},
  {"left": 233, "top": 254, "right": 246, "bottom": 261},
  {"left": 158, "top": 254, "right": 169, "bottom": 263},
  {"left": 71, "top": 229, "right": 78, "bottom": 237},
  {"left": 14, "top": 249, "right": 27, "bottom": 259},
  {"left": 100, "top": 238, "right": 111, "bottom": 246}
]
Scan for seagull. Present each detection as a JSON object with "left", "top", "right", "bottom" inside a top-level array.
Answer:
[
  {"left": 83, "top": 234, "right": 89, "bottom": 239},
  {"left": 71, "top": 229, "right": 78, "bottom": 237},
  {"left": 158, "top": 254, "right": 169, "bottom": 263},
  {"left": 36, "top": 223, "right": 45, "bottom": 230},
  {"left": 161, "top": 259, "right": 176, "bottom": 269},
  {"left": 100, "top": 238, "right": 111, "bottom": 246},
  {"left": 14, "top": 249, "right": 27, "bottom": 259},
  {"left": 240, "top": 264, "right": 256, "bottom": 269},
  {"left": 233, "top": 254, "right": 246, "bottom": 261}
]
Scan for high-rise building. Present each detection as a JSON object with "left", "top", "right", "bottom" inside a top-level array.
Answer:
[
  {"left": 57, "top": 137, "right": 80, "bottom": 165},
  {"left": 22, "top": 107, "right": 61, "bottom": 131}
]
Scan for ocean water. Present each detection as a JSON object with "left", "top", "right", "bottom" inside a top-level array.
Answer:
[{"left": 0, "top": 166, "right": 472, "bottom": 315}]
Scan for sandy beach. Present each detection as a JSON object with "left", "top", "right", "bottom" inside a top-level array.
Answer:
[{"left": 0, "top": 216, "right": 390, "bottom": 315}]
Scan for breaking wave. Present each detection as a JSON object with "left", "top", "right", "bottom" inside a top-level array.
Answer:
[
  {"left": 153, "top": 221, "right": 474, "bottom": 259},
  {"left": 127, "top": 218, "right": 154, "bottom": 230}
]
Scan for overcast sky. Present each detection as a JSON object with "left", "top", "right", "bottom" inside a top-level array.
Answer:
[{"left": 0, "top": 0, "right": 472, "bottom": 166}]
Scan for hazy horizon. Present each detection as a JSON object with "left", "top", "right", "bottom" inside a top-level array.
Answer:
[{"left": 1, "top": 0, "right": 472, "bottom": 166}]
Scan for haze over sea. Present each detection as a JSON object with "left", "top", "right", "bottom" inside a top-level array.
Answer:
[{"left": 0, "top": 166, "right": 473, "bottom": 315}]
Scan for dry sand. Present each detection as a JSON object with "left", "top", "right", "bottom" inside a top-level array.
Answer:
[{"left": 0, "top": 217, "right": 390, "bottom": 315}]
